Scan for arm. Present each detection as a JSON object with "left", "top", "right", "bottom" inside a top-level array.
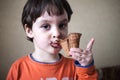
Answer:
[
  {"left": 75, "top": 60, "right": 98, "bottom": 80},
  {"left": 70, "top": 38, "right": 98, "bottom": 80}
]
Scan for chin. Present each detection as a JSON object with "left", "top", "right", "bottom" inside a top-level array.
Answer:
[
  {"left": 51, "top": 49, "right": 61, "bottom": 55},
  {"left": 48, "top": 46, "right": 61, "bottom": 54}
]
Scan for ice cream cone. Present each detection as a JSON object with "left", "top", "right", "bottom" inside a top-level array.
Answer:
[
  {"left": 68, "top": 33, "right": 82, "bottom": 48},
  {"left": 59, "top": 33, "right": 82, "bottom": 56},
  {"left": 59, "top": 38, "right": 69, "bottom": 55}
]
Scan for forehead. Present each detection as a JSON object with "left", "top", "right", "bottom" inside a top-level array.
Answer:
[{"left": 35, "top": 11, "right": 68, "bottom": 23}]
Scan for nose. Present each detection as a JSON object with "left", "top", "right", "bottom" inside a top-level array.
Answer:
[{"left": 52, "top": 27, "right": 61, "bottom": 39}]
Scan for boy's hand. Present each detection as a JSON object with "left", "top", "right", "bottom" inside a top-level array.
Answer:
[{"left": 69, "top": 38, "right": 94, "bottom": 66}]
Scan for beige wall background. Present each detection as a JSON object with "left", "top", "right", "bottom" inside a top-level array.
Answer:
[{"left": 0, "top": 0, "right": 120, "bottom": 80}]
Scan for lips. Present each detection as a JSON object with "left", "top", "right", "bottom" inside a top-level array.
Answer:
[{"left": 50, "top": 42, "right": 61, "bottom": 49}]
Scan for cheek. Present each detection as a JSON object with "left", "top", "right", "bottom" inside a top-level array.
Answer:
[
  {"left": 38, "top": 35, "right": 49, "bottom": 42},
  {"left": 33, "top": 32, "right": 48, "bottom": 44},
  {"left": 34, "top": 35, "right": 50, "bottom": 49}
]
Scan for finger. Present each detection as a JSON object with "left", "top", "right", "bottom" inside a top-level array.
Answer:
[
  {"left": 83, "top": 49, "right": 92, "bottom": 55},
  {"left": 69, "top": 48, "right": 82, "bottom": 56},
  {"left": 71, "top": 52, "right": 82, "bottom": 61},
  {"left": 69, "top": 48, "right": 82, "bottom": 55},
  {"left": 70, "top": 48, "right": 83, "bottom": 52},
  {"left": 86, "top": 38, "right": 95, "bottom": 51}
]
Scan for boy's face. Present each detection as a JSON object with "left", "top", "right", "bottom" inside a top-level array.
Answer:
[{"left": 26, "top": 11, "right": 68, "bottom": 54}]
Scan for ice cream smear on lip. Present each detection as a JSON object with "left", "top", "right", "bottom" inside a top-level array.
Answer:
[{"left": 50, "top": 41, "right": 61, "bottom": 49}]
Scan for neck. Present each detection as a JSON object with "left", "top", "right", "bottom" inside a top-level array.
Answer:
[{"left": 32, "top": 51, "right": 60, "bottom": 63}]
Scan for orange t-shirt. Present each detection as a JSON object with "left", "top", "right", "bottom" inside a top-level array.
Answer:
[{"left": 6, "top": 54, "right": 98, "bottom": 80}]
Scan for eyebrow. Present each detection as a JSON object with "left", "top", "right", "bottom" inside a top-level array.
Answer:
[{"left": 60, "top": 19, "right": 68, "bottom": 23}]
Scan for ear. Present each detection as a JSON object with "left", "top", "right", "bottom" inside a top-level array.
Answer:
[{"left": 24, "top": 24, "right": 33, "bottom": 38}]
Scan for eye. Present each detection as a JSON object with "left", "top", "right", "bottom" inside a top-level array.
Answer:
[
  {"left": 41, "top": 24, "right": 51, "bottom": 30},
  {"left": 59, "top": 23, "right": 68, "bottom": 30}
]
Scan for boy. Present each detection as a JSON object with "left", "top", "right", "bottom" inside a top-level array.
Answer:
[{"left": 7, "top": 0, "right": 98, "bottom": 80}]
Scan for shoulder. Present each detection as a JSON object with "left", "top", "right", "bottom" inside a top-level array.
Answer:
[
  {"left": 7, "top": 55, "right": 29, "bottom": 79},
  {"left": 10, "top": 55, "right": 29, "bottom": 69}
]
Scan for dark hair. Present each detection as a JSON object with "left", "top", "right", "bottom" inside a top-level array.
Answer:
[{"left": 21, "top": 0, "right": 73, "bottom": 42}]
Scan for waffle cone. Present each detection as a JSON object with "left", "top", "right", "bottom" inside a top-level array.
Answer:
[
  {"left": 59, "top": 33, "right": 82, "bottom": 56},
  {"left": 59, "top": 38, "right": 69, "bottom": 55},
  {"left": 68, "top": 33, "right": 82, "bottom": 48}
]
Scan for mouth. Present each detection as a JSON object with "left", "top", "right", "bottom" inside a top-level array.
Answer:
[{"left": 50, "top": 42, "right": 61, "bottom": 49}]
